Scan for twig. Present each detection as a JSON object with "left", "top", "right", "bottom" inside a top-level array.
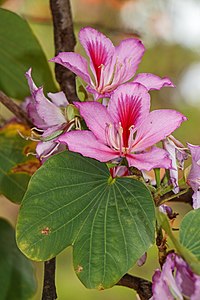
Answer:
[
  {"left": 42, "top": 258, "right": 57, "bottom": 300},
  {"left": 116, "top": 273, "right": 152, "bottom": 300},
  {"left": 0, "top": 91, "right": 33, "bottom": 127},
  {"left": 49, "top": 0, "right": 78, "bottom": 103},
  {"left": 159, "top": 188, "right": 193, "bottom": 206}
]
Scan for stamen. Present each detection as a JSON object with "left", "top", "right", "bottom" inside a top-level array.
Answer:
[
  {"left": 40, "top": 143, "right": 60, "bottom": 159},
  {"left": 98, "top": 64, "right": 104, "bottom": 69},
  {"left": 127, "top": 125, "right": 136, "bottom": 150},
  {"left": 26, "top": 151, "right": 37, "bottom": 157},
  {"left": 17, "top": 130, "right": 41, "bottom": 142},
  {"left": 118, "top": 122, "right": 123, "bottom": 156}
]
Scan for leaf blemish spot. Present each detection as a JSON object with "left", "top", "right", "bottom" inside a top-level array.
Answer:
[
  {"left": 41, "top": 227, "right": 51, "bottom": 235},
  {"left": 76, "top": 265, "right": 83, "bottom": 273},
  {"left": 98, "top": 284, "right": 104, "bottom": 291}
]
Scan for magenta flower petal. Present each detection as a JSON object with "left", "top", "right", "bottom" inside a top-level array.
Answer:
[
  {"left": 75, "top": 101, "right": 114, "bottom": 143},
  {"left": 134, "top": 73, "right": 175, "bottom": 91},
  {"left": 133, "top": 110, "right": 187, "bottom": 151},
  {"left": 79, "top": 27, "right": 115, "bottom": 85},
  {"left": 187, "top": 143, "right": 200, "bottom": 209},
  {"left": 126, "top": 147, "right": 171, "bottom": 171},
  {"left": 50, "top": 52, "right": 92, "bottom": 85},
  {"left": 111, "top": 38, "right": 145, "bottom": 85},
  {"left": 58, "top": 130, "right": 118, "bottom": 162},
  {"left": 108, "top": 83, "right": 150, "bottom": 128}
]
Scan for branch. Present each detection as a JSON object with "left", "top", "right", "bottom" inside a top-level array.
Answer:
[
  {"left": 116, "top": 273, "right": 152, "bottom": 300},
  {"left": 49, "top": 0, "right": 78, "bottom": 103},
  {"left": 159, "top": 188, "right": 193, "bottom": 206},
  {"left": 0, "top": 91, "right": 33, "bottom": 127},
  {"left": 42, "top": 258, "right": 57, "bottom": 300}
]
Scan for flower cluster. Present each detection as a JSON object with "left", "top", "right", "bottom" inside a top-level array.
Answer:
[
  {"left": 24, "top": 26, "right": 200, "bottom": 299},
  {"left": 151, "top": 253, "right": 200, "bottom": 300},
  {"left": 25, "top": 27, "right": 199, "bottom": 205}
]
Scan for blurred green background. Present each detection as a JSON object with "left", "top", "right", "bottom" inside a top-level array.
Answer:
[{"left": 0, "top": 0, "right": 199, "bottom": 299}]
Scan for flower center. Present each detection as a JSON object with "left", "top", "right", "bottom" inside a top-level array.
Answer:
[{"left": 105, "top": 122, "right": 136, "bottom": 156}]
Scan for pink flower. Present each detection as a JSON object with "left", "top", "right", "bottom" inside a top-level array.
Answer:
[
  {"left": 187, "top": 143, "right": 200, "bottom": 209},
  {"left": 163, "top": 135, "right": 188, "bottom": 194},
  {"left": 151, "top": 253, "right": 200, "bottom": 300},
  {"left": 58, "top": 83, "right": 186, "bottom": 171},
  {"left": 25, "top": 69, "right": 74, "bottom": 161},
  {"left": 50, "top": 27, "right": 174, "bottom": 100}
]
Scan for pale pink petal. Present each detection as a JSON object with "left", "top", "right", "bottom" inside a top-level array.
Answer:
[
  {"left": 47, "top": 91, "right": 69, "bottom": 107},
  {"left": 187, "top": 143, "right": 200, "bottom": 209},
  {"left": 75, "top": 101, "right": 113, "bottom": 143},
  {"left": 50, "top": 52, "right": 92, "bottom": 85},
  {"left": 163, "top": 138, "right": 180, "bottom": 194},
  {"left": 133, "top": 110, "right": 187, "bottom": 151},
  {"left": 188, "top": 143, "right": 200, "bottom": 163},
  {"left": 25, "top": 69, "right": 63, "bottom": 129},
  {"left": 25, "top": 68, "right": 37, "bottom": 93},
  {"left": 26, "top": 100, "right": 46, "bottom": 129},
  {"left": 126, "top": 147, "right": 171, "bottom": 171},
  {"left": 58, "top": 130, "right": 118, "bottom": 162},
  {"left": 134, "top": 73, "right": 175, "bottom": 91},
  {"left": 111, "top": 38, "right": 145, "bottom": 86},
  {"left": 36, "top": 140, "right": 65, "bottom": 163},
  {"left": 36, "top": 140, "right": 56, "bottom": 158},
  {"left": 79, "top": 27, "right": 115, "bottom": 85},
  {"left": 34, "top": 88, "right": 66, "bottom": 127}
]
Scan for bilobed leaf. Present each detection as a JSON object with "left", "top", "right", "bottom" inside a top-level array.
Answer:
[
  {"left": 0, "top": 123, "right": 40, "bottom": 203},
  {"left": 16, "top": 151, "right": 155, "bottom": 289},
  {"left": 180, "top": 209, "right": 200, "bottom": 260},
  {"left": 0, "top": 218, "right": 36, "bottom": 300},
  {"left": 0, "top": 8, "right": 57, "bottom": 100}
]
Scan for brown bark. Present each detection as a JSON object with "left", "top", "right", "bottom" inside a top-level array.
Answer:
[
  {"left": 0, "top": 91, "right": 33, "bottom": 127},
  {"left": 49, "top": 0, "right": 78, "bottom": 103},
  {"left": 42, "top": 258, "right": 57, "bottom": 300}
]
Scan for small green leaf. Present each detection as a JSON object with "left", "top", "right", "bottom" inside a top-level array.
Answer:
[
  {"left": 0, "top": 123, "right": 40, "bottom": 203},
  {"left": 180, "top": 209, "right": 200, "bottom": 260},
  {"left": 76, "top": 77, "right": 88, "bottom": 101},
  {"left": 0, "top": 218, "right": 36, "bottom": 299},
  {"left": 0, "top": 8, "right": 57, "bottom": 100},
  {"left": 16, "top": 151, "right": 155, "bottom": 289}
]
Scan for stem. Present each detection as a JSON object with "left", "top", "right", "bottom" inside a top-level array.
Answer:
[
  {"left": 154, "top": 168, "right": 161, "bottom": 188},
  {"left": 49, "top": 0, "right": 78, "bottom": 102},
  {"left": 158, "top": 188, "right": 191, "bottom": 206},
  {"left": 42, "top": 258, "right": 57, "bottom": 300},
  {"left": 0, "top": 91, "right": 33, "bottom": 127},
  {"left": 156, "top": 223, "right": 167, "bottom": 268},
  {"left": 116, "top": 274, "right": 152, "bottom": 300}
]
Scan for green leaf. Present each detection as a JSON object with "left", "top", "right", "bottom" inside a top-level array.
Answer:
[
  {"left": 16, "top": 151, "right": 155, "bottom": 289},
  {"left": 0, "top": 123, "right": 40, "bottom": 203},
  {"left": 0, "top": 8, "right": 57, "bottom": 100},
  {"left": 0, "top": 218, "right": 36, "bottom": 299},
  {"left": 76, "top": 77, "right": 88, "bottom": 101},
  {"left": 157, "top": 209, "right": 200, "bottom": 275},
  {"left": 180, "top": 209, "right": 200, "bottom": 260}
]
